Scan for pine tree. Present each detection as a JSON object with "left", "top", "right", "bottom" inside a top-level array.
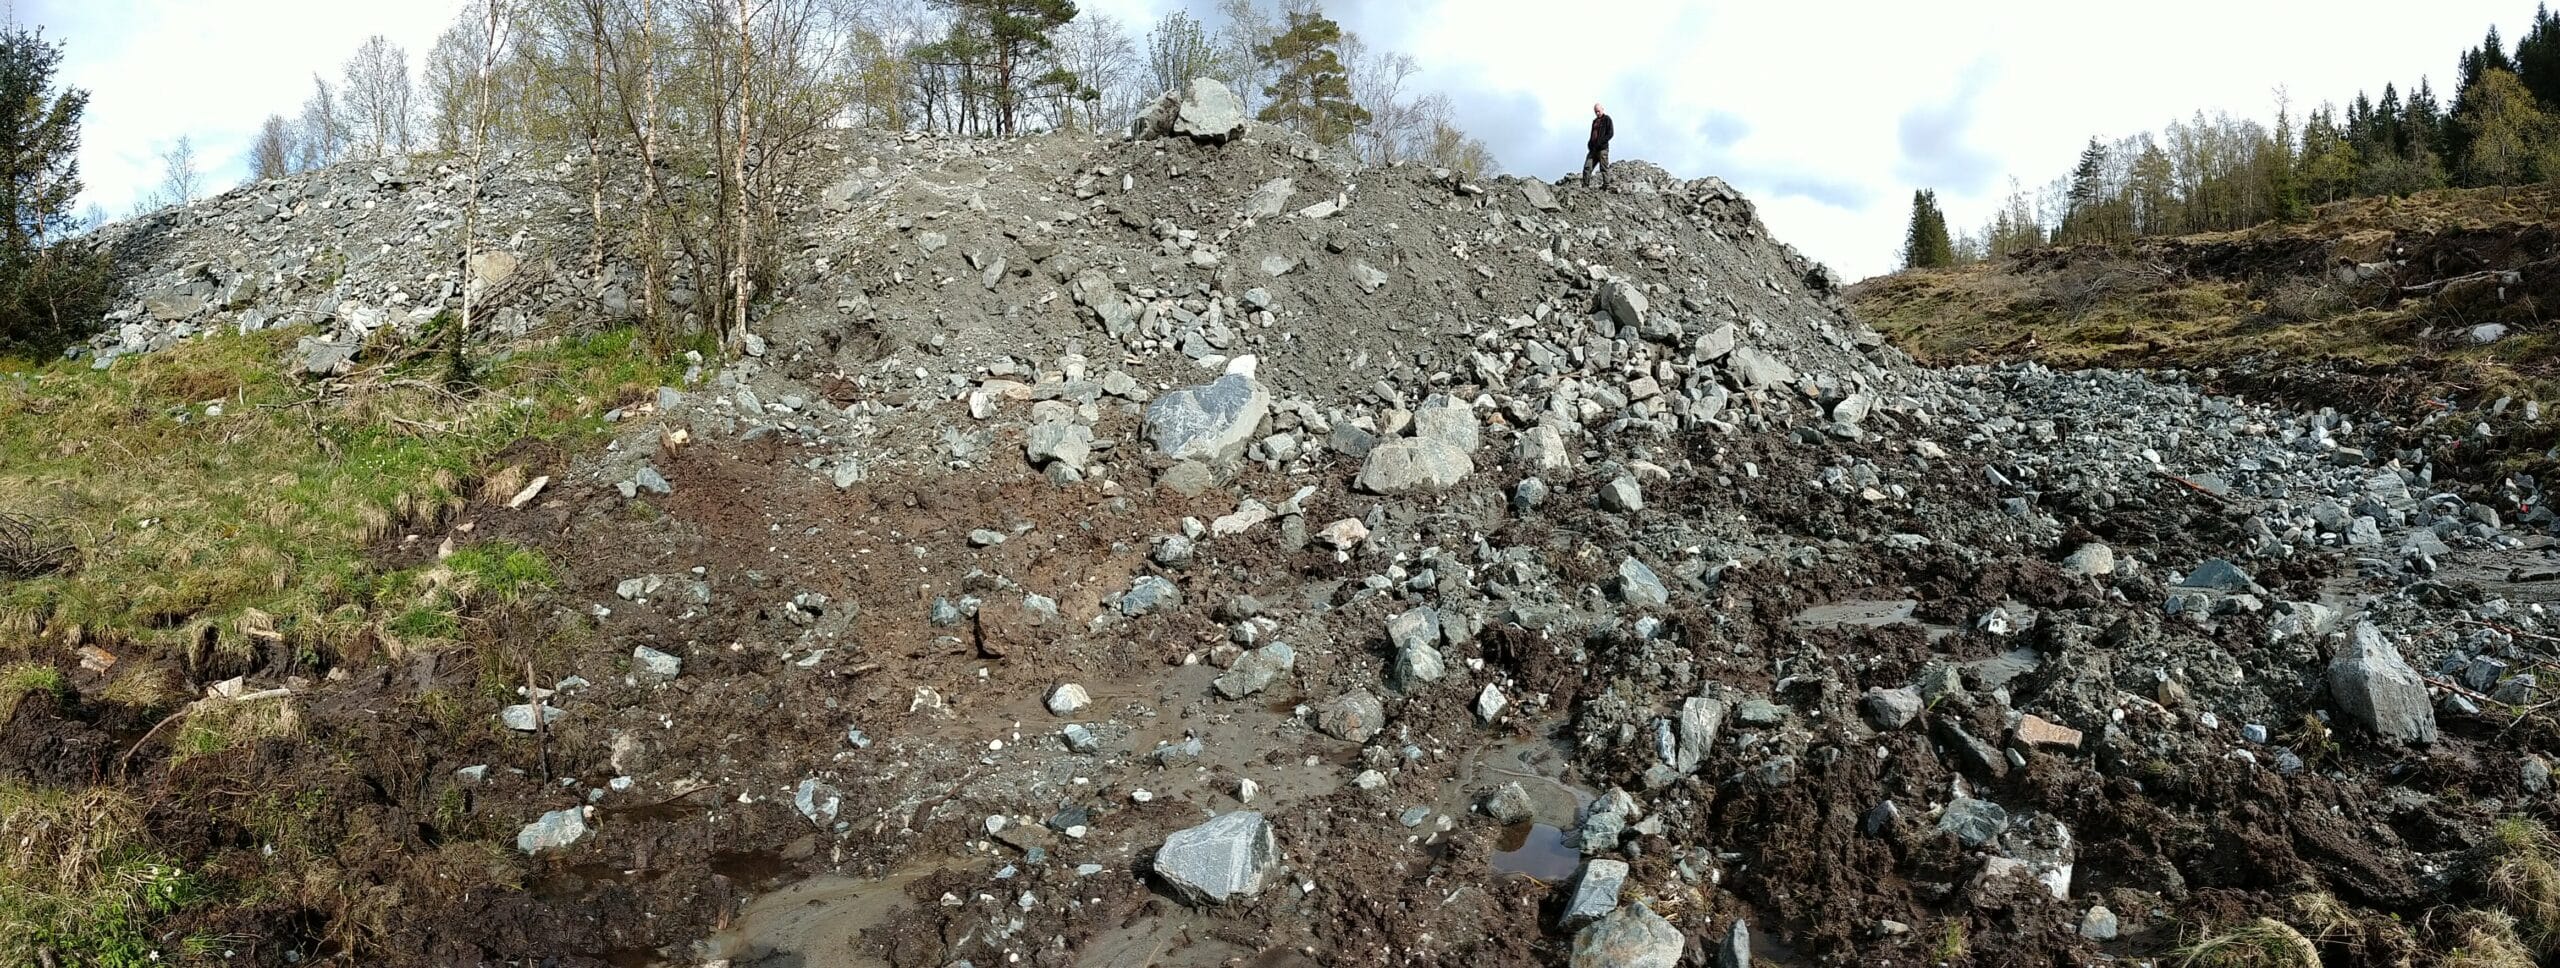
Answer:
[
  {"left": 1900, "top": 190, "right": 1954, "bottom": 269},
  {"left": 925, "top": 0, "right": 1081, "bottom": 136},
  {"left": 0, "top": 27, "right": 112, "bottom": 358},
  {"left": 1254, "top": 11, "right": 1368, "bottom": 146},
  {"left": 2060, "top": 138, "right": 2107, "bottom": 242},
  {"left": 2518, "top": 4, "right": 2560, "bottom": 107}
]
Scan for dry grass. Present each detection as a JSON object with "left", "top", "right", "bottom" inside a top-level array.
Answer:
[
  {"left": 0, "top": 782, "right": 203, "bottom": 965},
  {"left": 2481, "top": 817, "right": 2560, "bottom": 953},
  {"left": 2175, "top": 917, "right": 2320, "bottom": 968},
  {"left": 2440, "top": 909, "right": 2538, "bottom": 968}
]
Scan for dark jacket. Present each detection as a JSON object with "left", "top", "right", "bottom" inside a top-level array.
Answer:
[{"left": 1589, "top": 113, "right": 1614, "bottom": 151}]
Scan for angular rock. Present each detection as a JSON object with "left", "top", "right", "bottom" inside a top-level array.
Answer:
[
  {"left": 1314, "top": 690, "right": 1386, "bottom": 742},
  {"left": 1413, "top": 397, "right": 1481, "bottom": 453},
  {"left": 1214, "top": 643, "right": 1296, "bottom": 699},
  {"left": 1726, "top": 347, "right": 1795, "bottom": 390},
  {"left": 2328, "top": 621, "right": 2438, "bottom": 744},
  {"left": 1145, "top": 374, "right": 1270, "bottom": 464},
  {"left": 1482, "top": 782, "right": 1535, "bottom": 824},
  {"left": 1937, "top": 797, "right": 2008, "bottom": 848},
  {"left": 1861, "top": 687, "right": 1923, "bottom": 730},
  {"left": 1717, "top": 920, "right": 1752, "bottom": 968},
  {"left": 1395, "top": 642, "right": 1447, "bottom": 689},
  {"left": 1152, "top": 811, "right": 1280, "bottom": 906},
  {"left": 1675, "top": 696, "right": 1725, "bottom": 774},
  {"left": 1568, "top": 903, "right": 1683, "bottom": 968},
  {"left": 1602, "top": 278, "right": 1650, "bottom": 330},
  {"left": 1560, "top": 859, "right": 1630, "bottom": 929},
  {"left": 1355, "top": 438, "right": 1474, "bottom": 494},
  {"left": 795, "top": 778, "right": 842, "bottom": 828},
  {"left": 1617, "top": 557, "right": 1669, "bottom": 608},
  {"left": 516, "top": 808, "right": 589, "bottom": 854},
  {"left": 1598, "top": 474, "right": 1644, "bottom": 513},
  {"left": 1025, "top": 420, "right": 1093, "bottom": 470},
  {"left": 1046, "top": 683, "right": 1092, "bottom": 717},
  {"left": 631, "top": 645, "right": 682, "bottom": 679}
]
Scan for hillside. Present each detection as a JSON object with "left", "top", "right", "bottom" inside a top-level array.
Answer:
[
  {"left": 1852, "top": 184, "right": 2560, "bottom": 478},
  {"left": 3, "top": 83, "right": 2560, "bottom": 968}
]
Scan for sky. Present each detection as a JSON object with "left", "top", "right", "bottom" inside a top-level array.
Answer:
[{"left": 23, "top": 0, "right": 2550, "bottom": 280}]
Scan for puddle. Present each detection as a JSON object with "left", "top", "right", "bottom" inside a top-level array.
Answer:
[
  {"left": 1793, "top": 599, "right": 1917, "bottom": 626},
  {"left": 1490, "top": 823, "right": 1578, "bottom": 880},
  {"left": 1794, "top": 598, "right": 1959, "bottom": 642},
  {"left": 703, "top": 867, "right": 935, "bottom": 967}
]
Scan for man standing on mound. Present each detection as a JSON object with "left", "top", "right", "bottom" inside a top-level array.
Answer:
[{"left": 1583, "top": 103, "right": 1614, "bottom": 190}]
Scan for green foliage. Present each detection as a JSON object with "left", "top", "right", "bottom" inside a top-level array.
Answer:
[
  {"left": 0, "top": 28, "right": 110, "bottom": 361},
  {"left": 1254, "top": 11, "right": 1368, "bottom": 146},
  {"left": 1145, "top": 10, "right": 1220, "bottom": 95},
  {"left": 922, "top": 0, "right": 1082, "bottom": 136},
  {"left": 2459, "top": 69, "right": 2556, "bottom": 189},
  {"left": 1901, "top": 190, "right": 1955, "bottom": 269},
  {"left": 445, "top": 541, "right": 555, "bottom": 604}
]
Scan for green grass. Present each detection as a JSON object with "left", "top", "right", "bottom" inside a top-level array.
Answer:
[
  {"left": 0, "top": 325, "right": 677, "bottom": 668},
  {"left": 0, "top": 783, "right": 209, "bottom": 967},
  {"left": 0, "top": 662, "right": 65, "bottom": 721}
]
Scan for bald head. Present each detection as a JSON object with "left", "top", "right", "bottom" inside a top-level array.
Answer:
[{"left": 1593, "top": 103, "right": 1604, "bottom": 115}]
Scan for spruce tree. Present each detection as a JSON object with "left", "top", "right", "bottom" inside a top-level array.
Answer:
[
  {"left": 1900, "top": 190, "right": 1954, "bottom": 270},
  {"left": 2518, "top": 4, "right": 2560, "bottom": 107},
  {"left": 0, "top": 27, "right": 111, "bottom": 360},
  {"left": 1254, "top": 11, "right": 1367, "bottom": 146}
]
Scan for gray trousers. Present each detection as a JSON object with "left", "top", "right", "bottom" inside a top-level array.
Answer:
[{"left": 1582, "top": 146, "right": 1610, "bottom": 188}]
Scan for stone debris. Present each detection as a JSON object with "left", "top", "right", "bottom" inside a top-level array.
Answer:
[{"left": 1152, "top": 811, "right": 1280, "bottom": 907}]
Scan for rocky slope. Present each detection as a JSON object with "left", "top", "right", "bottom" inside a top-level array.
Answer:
[{"left": 12, "top": 83, "right": 2560, "bottom": 967}]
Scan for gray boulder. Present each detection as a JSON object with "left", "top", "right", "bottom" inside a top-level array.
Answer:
[
  {"left": 516, "top": 808, "right": 589, "bottom": 854},
  {"left": 1314, "top": 690, "right": 1386, "bottom": 742},
  {"left": 1726, "top": 347, "right": 1796, "bottom": 390},
  {"left": 1413, "top": 397, "right": 1480, "bottom": 453},
  {"left": 1568, "top": 903, "right": 1683, "bottom": 968},
  {"left": 1153, "top": 811, "right": 1280, "bottom": 906},
  {"left": 2328, "top": 621, "right": 2438, "bottom": 744},
  {"left": 1356, "top": 439, "right": 1474, "bottom": 494},
  {"left": 1145, "top": 374, "right": 1270, "bottom": 464},
  {"left": 1617, "top": 557, "right": 1669, "bottom": 608},
  {"left": 1482, "top": 782, "right": 1535, "bottom": 824},
  {"left": 1937, "top": 797, "right": 2008, "bottom": 847},
  {"left": 1675, "top": 696, "right": 1725, "bottom": 774},
  {"left": 794, "top": 778, "right": 841, "bottom": 828},
  {"left": 1214, "top": 642, "right": 1295, "bottom": 699},
  {"left": 1602, "top": 278, "right": 1649, "bottom": 330},
  {"left": 1559, "top": 859, "right": 1629, "bottom": 928}
]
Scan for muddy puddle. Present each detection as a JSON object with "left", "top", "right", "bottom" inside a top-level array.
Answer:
[
  {"left": 1489, "top": 822, "right": 1577, "bottom": 880},
  {"left": 1792, "top": 598, "right": 1958, "bottom": 641},
  {"left": 699, "top": 867, "right": 937, "bottom": 968}
]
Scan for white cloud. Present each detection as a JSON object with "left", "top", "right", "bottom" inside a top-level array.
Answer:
[{"left": 29, "top": 0, "right": 2543, "bottom": 277}]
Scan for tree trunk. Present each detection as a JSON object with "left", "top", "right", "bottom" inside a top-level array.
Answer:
[{"left": 729, "top": 0, "right": 754, "bottom": 352}]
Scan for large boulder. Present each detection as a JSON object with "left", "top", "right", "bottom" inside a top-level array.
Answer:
[
  {"left": 1569, "top": 903, "right": 1684, "bottom": 968},
  {"left": 1132, "top": 78, "right": 1250, "bottom": 144},
  {"left": 2328, "top": 621, "right": 2437, "bottom": 744},
  {"left": 1145, "top": 373, "right": 1269, "bottom": 464},
  {"left": 1153, "top": 811, "right": 1280, "bottom": 906},
  {"left": 1356, "top": 439, "right": 1473, "bottom": 494}
]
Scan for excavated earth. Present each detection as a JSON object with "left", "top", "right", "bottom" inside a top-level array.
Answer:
[{"left": 22, "top": 88, "right": 2560, "bottom": 967}]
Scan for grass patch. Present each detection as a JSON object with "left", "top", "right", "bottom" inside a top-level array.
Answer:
[
  {"left": 0, "top": 662, "right": 65, "bottom": 721},
  {"left": 0, "top": 783, "right": 209, "bottom": 966},
  {"left": 2481, "top": 816, "right": 2560, "bottom": 953},
  {"left": 170, "top": 696, "right": 301, "bottom": 767},
  {"left": 2175, "top": 917, "right": 2319, "bottom": 967},
  {"left": 0, "top": 325, "right": 676, "bottom": 668},
  {"left": 2441, "top": 909, "right": 2538, "bottom": 968}
]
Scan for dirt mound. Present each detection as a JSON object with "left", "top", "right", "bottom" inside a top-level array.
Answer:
[{"left": 9, "top": 87, "right": 2560, "bottom": 968}]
